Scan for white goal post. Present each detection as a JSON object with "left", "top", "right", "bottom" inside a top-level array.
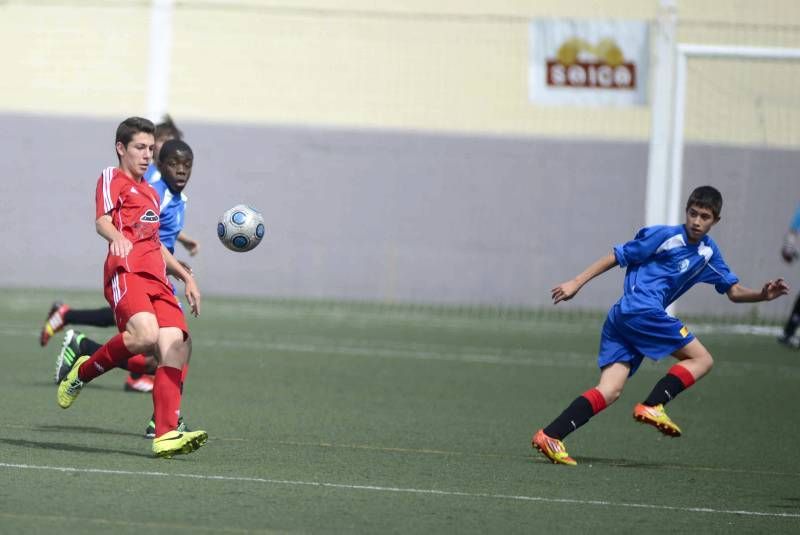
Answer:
[{"left": 646, "top": 42, "right": 800, "bottom": 229}]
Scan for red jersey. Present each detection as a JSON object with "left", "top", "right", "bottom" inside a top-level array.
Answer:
[{"left": 95, "top": 167, "right": 167, "bottom": 286}]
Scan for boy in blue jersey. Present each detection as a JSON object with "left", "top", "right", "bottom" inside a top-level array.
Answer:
[
  {"left": 533, "top": 186, "right": 789, "bottom": 466},
  {"left": 778, "top": 202, "right": 800, "bottom": 348},
  {"left": 148, "top": 139, "right": 198, "bottom": 257}
]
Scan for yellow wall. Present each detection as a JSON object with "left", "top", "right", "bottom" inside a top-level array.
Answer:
[{"left": 1, "top": 1, "right": 799, "bottom": 144}]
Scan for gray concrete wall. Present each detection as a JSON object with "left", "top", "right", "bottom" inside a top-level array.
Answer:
[{"left": 1, "top": 113, "right": 797, "bottom": 318}]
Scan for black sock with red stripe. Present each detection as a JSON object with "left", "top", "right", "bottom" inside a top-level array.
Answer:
[
  {"left": 643, "top": 364, "right": 696, "bottom": 406},
  {"left": 543, "top": 388, "right": 607, "bottom": 440},
  {"left": 64, "top": 307, "right": 116, "bottom": 328}
]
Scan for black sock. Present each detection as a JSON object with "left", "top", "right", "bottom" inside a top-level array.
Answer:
[
  {"left": 643, "top": 374, "right": 686, "bottom": 406},
  {"left": 64, "top": 307, "right": 116, "bottom": 328},
  {"left": 784, "top": 295, "right": 800, "bottom": 337},
  {"left": 78, "top": 336, "right": 102, "bottom": 357},
  {"left": 543, "top": 396, "right": 594, "bottom": 440}
]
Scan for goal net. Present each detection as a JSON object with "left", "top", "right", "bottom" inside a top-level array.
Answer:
[{"left": 671, "top": 44, "right": 800, "bottom": 323}]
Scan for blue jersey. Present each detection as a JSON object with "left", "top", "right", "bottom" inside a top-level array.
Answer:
[
  {"left": 790, "top": 203, "right": 800, "bottom": 232},
  {"left": 144, "top": 162, "right": 161, "bottom": 184},
  {"left": 147, "top": 166, "right": 187, "bottom": 254},
  {"left": 613, "top": 224, "right": 739, "bottom": 314}
]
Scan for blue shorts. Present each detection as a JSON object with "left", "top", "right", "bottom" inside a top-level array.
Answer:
[{"left": 597, "top": 303, "right": 694, "bottom": 376}]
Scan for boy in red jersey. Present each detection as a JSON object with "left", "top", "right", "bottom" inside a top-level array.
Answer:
[{"left": 57, "top": 117, "right": 207, "bottom": 458}]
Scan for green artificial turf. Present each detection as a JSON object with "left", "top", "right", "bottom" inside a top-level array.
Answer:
[{"left": 1, "top": 288, "right": 798, "bottom": 533}]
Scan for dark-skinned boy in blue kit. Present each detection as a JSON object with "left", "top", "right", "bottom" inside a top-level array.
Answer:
[{"left": 533, "top": 186, "right": 789, "bottom": 466}]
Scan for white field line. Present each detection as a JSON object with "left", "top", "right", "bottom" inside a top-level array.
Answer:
[
  {"left": 196, "top": 338, "right": 594, "bottom": 368},
  {"left": 191, "top": 337, "right": 800, "bottom": 378},
  {"left": 1, "top": 462, "right": 798, "bottom": 520}
]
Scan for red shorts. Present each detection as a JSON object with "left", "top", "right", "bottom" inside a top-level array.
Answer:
[{"left": 104, "top": 271, "right": 187, "bottom": 336}]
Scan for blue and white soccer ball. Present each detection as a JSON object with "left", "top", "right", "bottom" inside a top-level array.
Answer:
[{"left": 217, "top": 204, "right": 265, "bottom": 252}]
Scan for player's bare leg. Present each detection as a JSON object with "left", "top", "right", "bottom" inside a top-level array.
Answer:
[
  {"left": 594, "top": 361, "right": 630, "bottom": 407},
  {"left": 533, "top": 362, "right": 630, "bottom": 465},
  {"left": 58, "top": 312, "right": 159, "bottom": 408}
]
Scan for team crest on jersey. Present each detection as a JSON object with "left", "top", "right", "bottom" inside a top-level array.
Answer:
[
  {"left": 678, "top": 259, "right": 690, "bottom": 273},
  {"left": 140, "top": 209, "right": 159, "bottom": 223}
]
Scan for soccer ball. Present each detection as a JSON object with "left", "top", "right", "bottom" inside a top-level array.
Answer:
[{"left": 217, "top": 204, "right": 265, "bottom": 252}]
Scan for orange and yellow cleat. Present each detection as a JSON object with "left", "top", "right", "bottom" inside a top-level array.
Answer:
[
  {"left": 40, "top": 302, "right": 70, "bottom": 347},
  {"left": 633, "top": 403, "right": 682, "bottom": 437},
  {"left": 532, "top": 429, "right": 577, "bottom": 466}
]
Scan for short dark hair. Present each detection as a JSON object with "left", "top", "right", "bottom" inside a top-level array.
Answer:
[
  {"left": 159, "top": 139, "right": 193, "bottom": 163},
  {"left": 686, "top": 185, "right": 723, "bottom": 219},
  {"left": 115, "top": 117, "right": 155, "bottom": 147},
  {"left": 155, "top": 114, "right": 183, "bottom": 141}
]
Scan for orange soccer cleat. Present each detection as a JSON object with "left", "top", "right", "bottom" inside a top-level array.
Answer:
[
  {"left": 532, "top": 429, "right": 577, "bottom": 466},
  {"left": 40, "top": 302, "right": 70, "bottom": 347},
  {"left": 633, "top": 403, "right": 682, "bottom": 437}
]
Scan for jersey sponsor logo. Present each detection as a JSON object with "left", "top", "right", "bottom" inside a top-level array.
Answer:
[
  {"left": 140, "top": 209, "right": 160, "bottom": 223},
  {"left": 680, "top": 326, "right": 689, "bottom": 338}
]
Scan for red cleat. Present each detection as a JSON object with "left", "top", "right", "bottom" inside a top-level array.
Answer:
[
  {"left": 40, "top": 302, "right": 70, "bottom": 347},
  {"left": 124, "top": 373, "right": 154, "bottom": 393}
]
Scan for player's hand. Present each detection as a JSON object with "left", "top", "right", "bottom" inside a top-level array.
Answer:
[
  {"left": 178, "top": 259, "right": 193, "bottom": 276},
  {"left": 184, "top": 277, "right": 201, "bottom": 317},
  {"left": 551, "top": 279, "right": 580, "bottom": 304},
  {"left": 109, "top": 237, "right": 133, "bottom": 258},
  {"left": 182, "top": 238, "right": 200, "bottom": 257},
  {"left": 762, "top": 278, "right": 790, "bottom": 301}
]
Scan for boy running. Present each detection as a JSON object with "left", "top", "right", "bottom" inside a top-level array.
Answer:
[
  {"left": 57, "top": 117, "right": 207, "bottom": 458},
  {"left": 533, "top": 186, "right": 788, "bottom": 466}
]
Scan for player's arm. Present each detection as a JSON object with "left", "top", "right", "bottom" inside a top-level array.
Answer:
[
  {"left": 96, "top": 215, "right": 133, "bottom": 258},
  {"left": 161, "top": 244, "right": 201, "bottom": 316},
  {"left": 726, "top": 279, "right": 789, "bottom": 303},
  {"left": 177, "top": 231, "right": 199, "bottom": 256},
  {"left": 552, "top": 251, "right": 618, "bottom": 304}
]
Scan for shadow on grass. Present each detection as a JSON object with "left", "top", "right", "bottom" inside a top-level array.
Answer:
[
  {"left": 530, "top": 454, "right": 695, "bottom": 470},
  {"left": 771, "top": 497, "right": 800, "bottom": 510},
  {"left": 31, "top": 380, "right": 136, "bottom": 393},
  {"left": 577, "top": 456, "right": 684, "bottom": 469},
  {"left": 0, "top": 437, "right": 152, "bottom": 458},
  {"left": 35, "top": 424, "right": 142, "bottom": 439}
]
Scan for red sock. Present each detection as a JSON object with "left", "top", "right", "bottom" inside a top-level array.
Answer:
[
  {"left": 78, "top": 333, "right": 134, "bottom": 382},
  {"left": 581, "top": 388, "right": 608, "bottom": 414},
  {"left": 153, "top": 366, "right": 182, "bottom": 438},
  {"left": 668, "top": 364, "right": 696, "bottom": 388},
  {"left": 126, "top": 354, "right": 151, "bottom": 374}
]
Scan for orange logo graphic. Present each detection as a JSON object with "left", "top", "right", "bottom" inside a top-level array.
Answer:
[{"left": 547, "top": 38, "right": 636, "bottom": 90}]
